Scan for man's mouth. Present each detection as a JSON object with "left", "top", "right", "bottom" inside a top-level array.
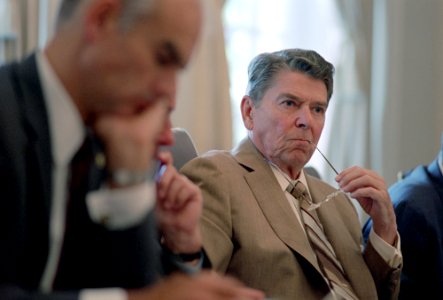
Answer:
[{"left": 294, "top": 138, "right": 313, "bottom": 145}]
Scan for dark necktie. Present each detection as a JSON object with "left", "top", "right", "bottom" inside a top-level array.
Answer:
[
  {"left": 69, "top": 137, "right": 94, "bottom": 206},
  {"left": 53, "top": 133, "right": 103, "bottom": 289},
  {"left": 67, "top": 132, "right": 106, "bottom": 213},
  {"left": 287, "top": 181, "right": 358, "bottom": 300}
]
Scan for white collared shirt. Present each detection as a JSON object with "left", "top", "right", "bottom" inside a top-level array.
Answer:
[{"left": 270, "top": 165, "right": 310, "bottom": 229}]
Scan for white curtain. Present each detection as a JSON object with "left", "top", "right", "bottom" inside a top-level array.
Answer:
[
  {"left": 39, "top": 0, "right": 60, "bottom": 46},
  {"left": 325, "top": 0, "right": 373, "bottom": 223},
  {"left": 4, "top": 0, "right": 59, "bottom": 61},
  {"left": 333, "top": 0, "right": 443, "bottom": 224},
  {"left": 327, "top": 0, "right": 373, "bottom": 182},
  {"left": 0, "top": 1, "right": 13, "bottom": 63},
  {"left": 333, "top": 0, "right": 443, "bottom": 183},
  {"left": 11, "top": 0, "right": 39, "bottom": 57},
  {"left": 373, "top": 0, "right": 443, "bottom": 184},
  {"left": 173, "top": 0, "right": 232, "bottom": 154}
]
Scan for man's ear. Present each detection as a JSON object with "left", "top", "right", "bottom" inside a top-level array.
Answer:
[
  {"left": 83, "top": 0, "right": 122, "bottom": 42},
  {"left": 241, "top": 96, "right": 255, "bottom": 130}
]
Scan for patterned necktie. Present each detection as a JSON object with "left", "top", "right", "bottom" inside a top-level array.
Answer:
[{"left": 287, "top": 181, "right": 358, "bottom": 300}]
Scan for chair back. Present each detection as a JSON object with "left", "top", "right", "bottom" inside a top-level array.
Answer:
[
  {"left": 304, "top": 166, "right": 321, "bottom": 179},
  {"left": 161, "top": 128, "right": 198, "bottom": 170}
]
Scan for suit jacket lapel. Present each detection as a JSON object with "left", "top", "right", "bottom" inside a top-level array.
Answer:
[{"left": 233, "top": 138, "right": 321, "bottom": 271}]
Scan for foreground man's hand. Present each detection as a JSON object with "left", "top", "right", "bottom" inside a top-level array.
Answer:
[
  {"left": 94, "top": 100, "right": 169, "bottom": 186},
  {"left": 156, "top": 151, "right": 202, "bottom": 254}
]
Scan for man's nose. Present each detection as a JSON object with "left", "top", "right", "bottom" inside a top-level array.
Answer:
[
  {"left": 155, "top": 70, "right": 177, "bottom": 100},
  {"left": 157, "top": 119, "right": 175, "bottom": 146},
  {"left": 295, "top": 107, "right": 312, "bottom": 129}
]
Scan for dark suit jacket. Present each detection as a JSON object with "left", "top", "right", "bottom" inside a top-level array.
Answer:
[
  {"left": 0, "top": 55, "right": 163, "bottom": 299},
  {"left": 363, "top": 155, "right": 443, "bottom": 299},
  {"left": 182, "top": 138, "right": 401, "bottom": 300}
]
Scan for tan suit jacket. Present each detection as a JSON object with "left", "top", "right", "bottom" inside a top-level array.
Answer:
[{"left": 181, "top": 138, "right": 400, "bottom": 300}]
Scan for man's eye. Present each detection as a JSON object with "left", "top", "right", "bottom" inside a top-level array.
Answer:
[
  {"left": 283, "top": 100, "right": 296, "bottom": 107},
  {"left": 313, "top": 106, "right": 326, "bottom": 114},
  {"left": 155, "top": 43, "right": 183, "bottom": 68},
  {"left": 156, "top": 52, "right": 173, "bottom": 66}
]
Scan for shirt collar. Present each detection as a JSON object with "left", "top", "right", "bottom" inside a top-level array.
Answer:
[
  {"left": 269, "top": 163, "right": 312, "bottom": 198},
  {"left": 36, "top": 50, "right": 85, "bottom": 166}
]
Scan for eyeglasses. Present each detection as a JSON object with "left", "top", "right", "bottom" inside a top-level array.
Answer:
[
  {"left": 307, "top": 142, "right": 347, "bottom": 211},
  {"left": 267, "top": 142, "right": 349, "bottom": 211}
]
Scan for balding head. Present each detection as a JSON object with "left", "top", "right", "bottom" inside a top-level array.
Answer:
[{"left": 46, "top": 0, "right": 202, "bottom": 120}]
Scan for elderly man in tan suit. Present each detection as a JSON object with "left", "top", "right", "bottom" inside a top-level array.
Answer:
[{"left": 182, "top": 49, "right": 402, "bottom": 300}]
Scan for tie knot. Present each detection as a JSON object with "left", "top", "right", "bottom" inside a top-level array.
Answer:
[{"left": 286, "top": 180, "right": 309, "bottom": 201}]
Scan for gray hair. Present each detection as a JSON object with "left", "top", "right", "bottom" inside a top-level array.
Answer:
[
  {"left": 246, "top": 48, "right": 335, "bottom": 105},
  {"left": 55, "top": 0, "right": 155, "bottom": 30}
]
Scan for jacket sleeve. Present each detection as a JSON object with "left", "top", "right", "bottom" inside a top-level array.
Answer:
[{"left": 363, "top": 240, "right": 402, "bottom": 300}]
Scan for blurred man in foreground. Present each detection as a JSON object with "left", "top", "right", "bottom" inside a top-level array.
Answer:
[{"left": 0, "top": 0, "right": 264, "bottom": 299}]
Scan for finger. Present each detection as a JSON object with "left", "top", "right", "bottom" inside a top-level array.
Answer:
[
  {"left": 338, "top": 170, "right": 385, "bottom": 193},
  {"left": 350, "top": 186, "right": 379, "bottom": 201},
  {"left": 162, "top": 175, "right": 184, "bottom": 209},
  {"left": 338, "top": 166, "right": 373, "bottom": 183},
  {"left": 155, "top": 163, "right": 167, "bottom": 183},
  {"left": 353, "top": 189, "right": 391, "bottom": 218},
  {"left": 165, "top": 176, "right": 199, "bottom": 210},
  {"left": 157, "top": 165, "right": 175, "bottom": 199},
  {"left": 157, "top": 151, "right": 173, "bottom": 166},
  {"left": 335, "top": 165, "right": 359, "bottom": 181},
  {"left": 339, "top": 175, "right": 373, "bottom": 193}
]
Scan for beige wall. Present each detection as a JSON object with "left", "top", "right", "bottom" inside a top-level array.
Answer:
[{"left": 372, "top": 0, "right": 443, "bottom": 185}]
